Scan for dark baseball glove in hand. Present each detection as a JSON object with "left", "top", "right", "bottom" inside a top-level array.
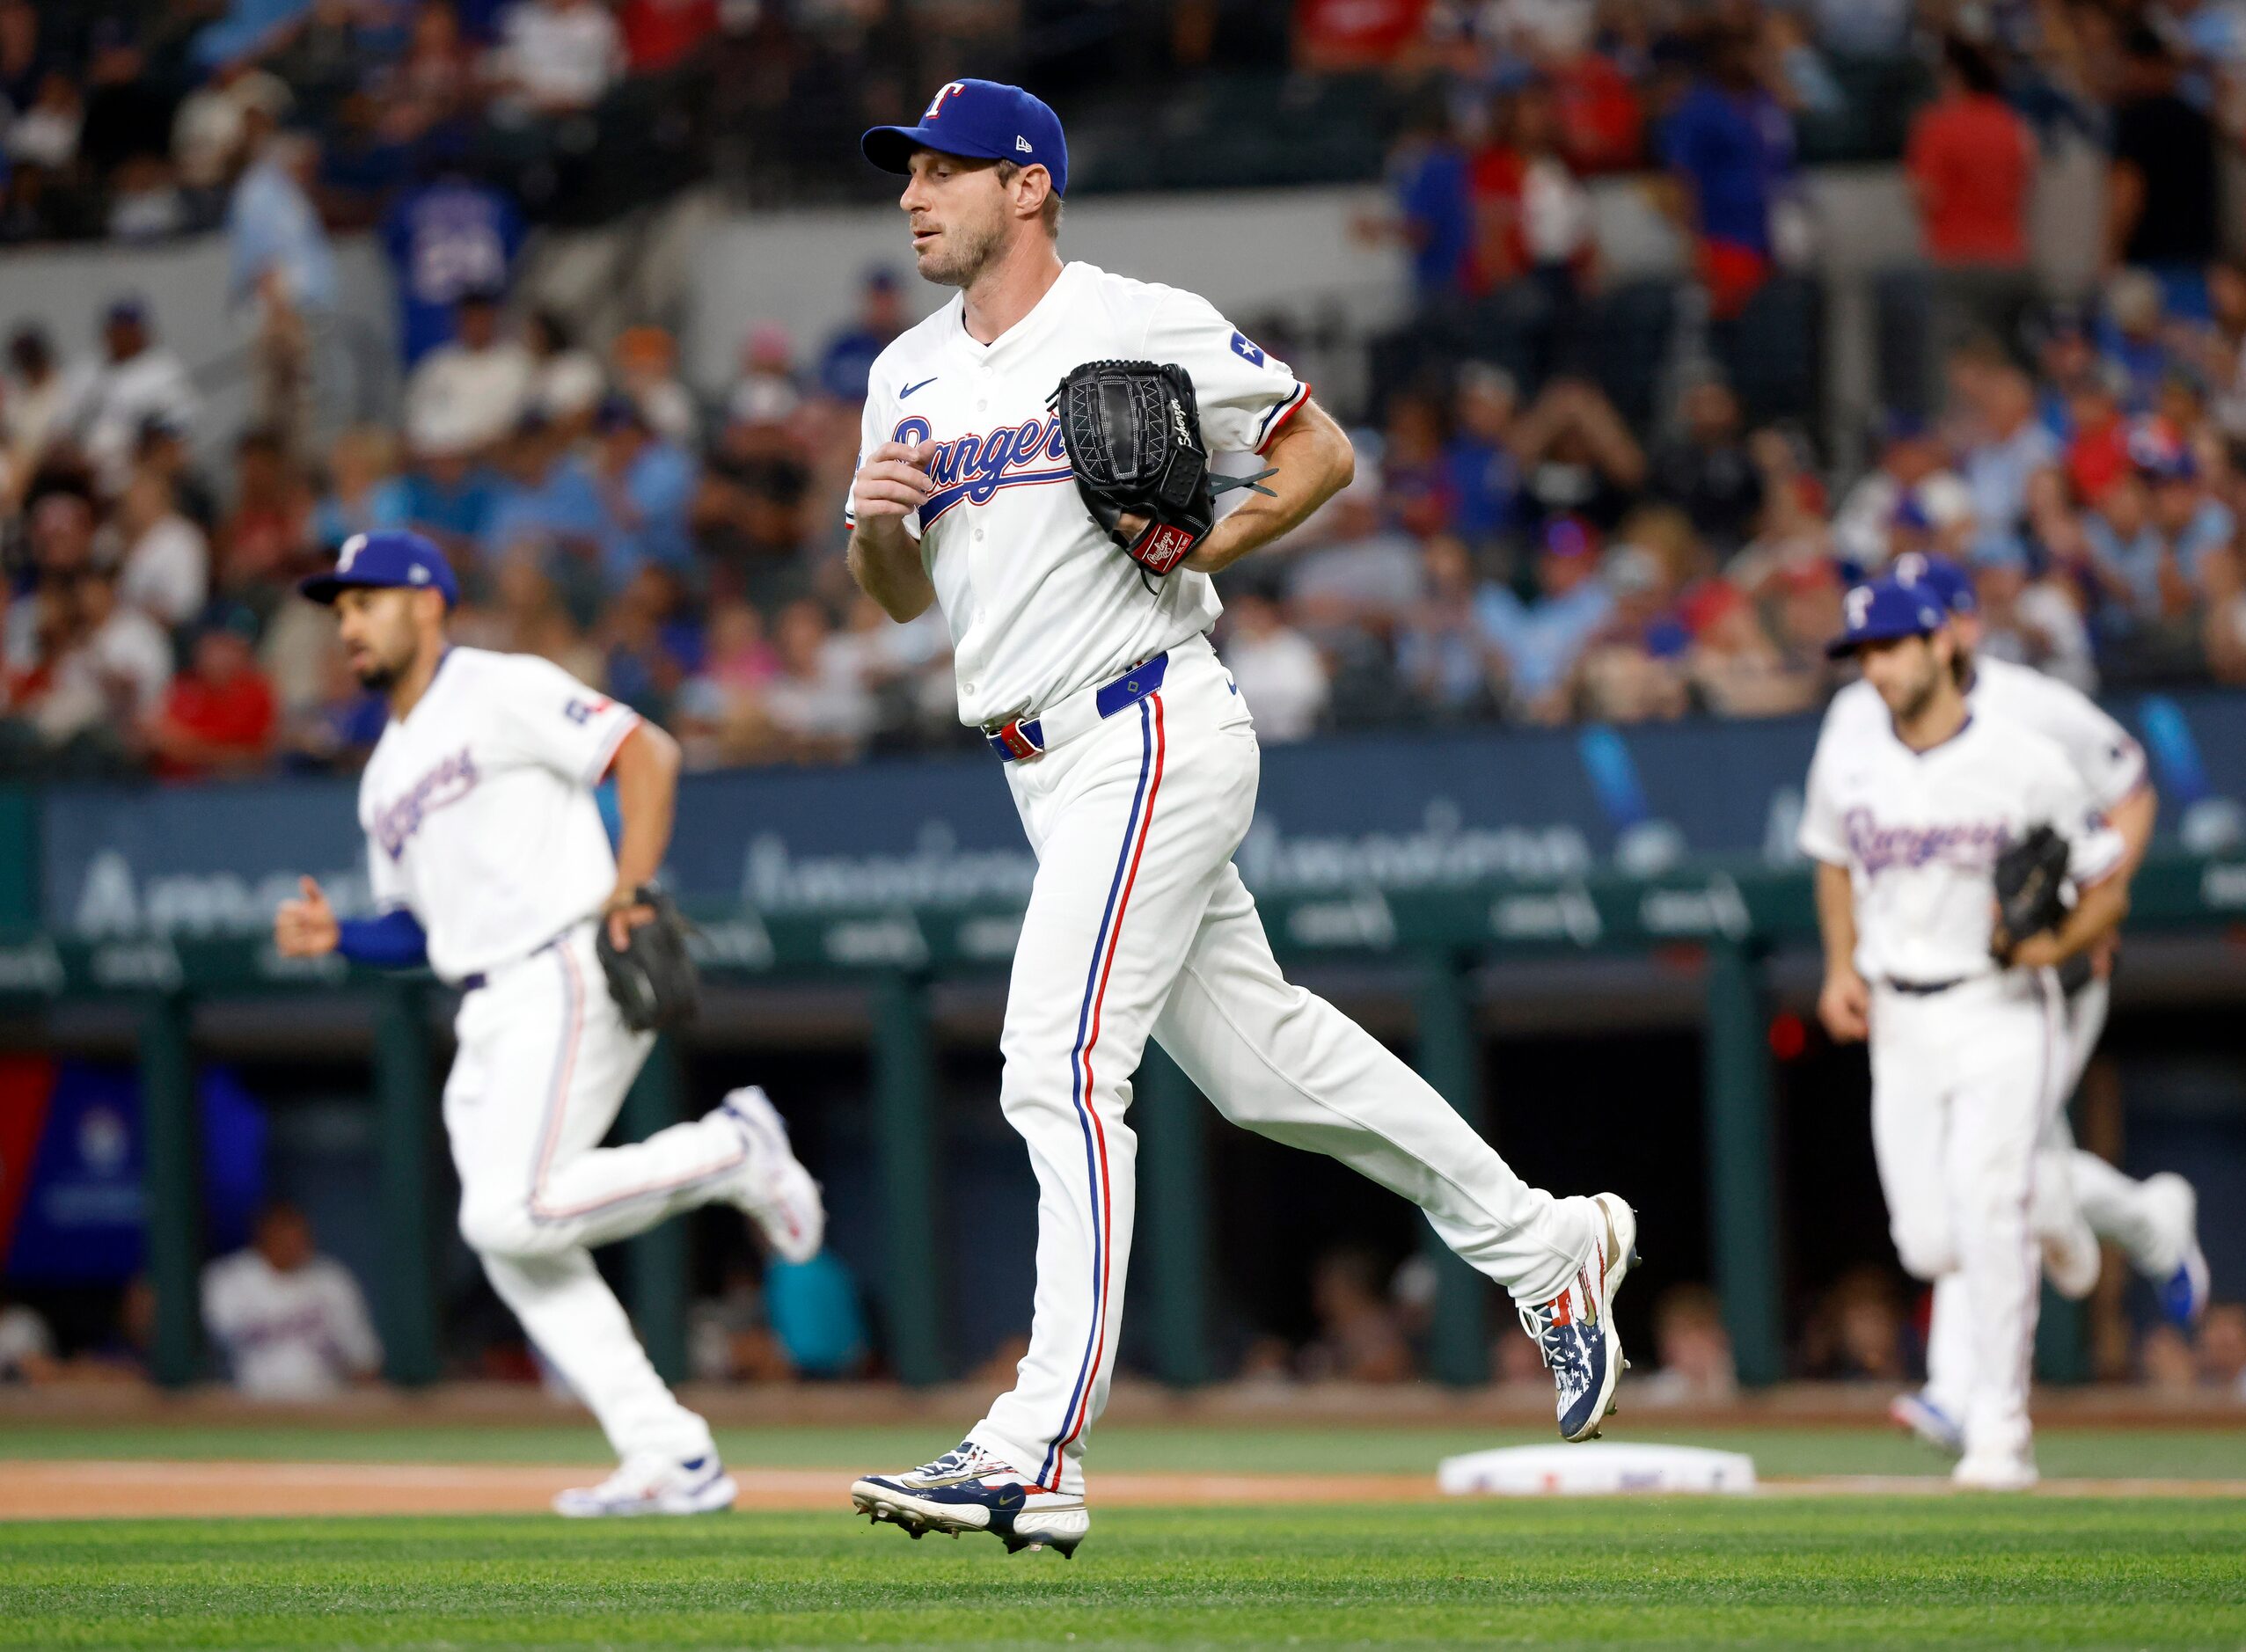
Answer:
[
  {"left": 596, "top": 885, "right": 701, "bottom": 1032},
  {"left": 1050, "top": 360, "right": 1276, "bottom": 576},
  {"left": 1990, "top": 823, "right": 2070, "bottom": 964}
]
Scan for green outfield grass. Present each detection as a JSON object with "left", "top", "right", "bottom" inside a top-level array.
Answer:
[
  {"left": 2, "top": 1501, "right": 2242, "bottom": 1649},
  {"left": 6, "top": 1420, "right": 2246, "bottom": 1480}
]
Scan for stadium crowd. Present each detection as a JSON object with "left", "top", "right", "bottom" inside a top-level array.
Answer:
[{"left": 4, "top": 3, "right": 2246, "bottom": 779}]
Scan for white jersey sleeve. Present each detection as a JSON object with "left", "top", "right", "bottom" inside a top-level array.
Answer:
[
  {"left": 1972, "top": 658, "right": 2147, "bottom": 816},
  {"left": 2022, "top": 757, "right": 2127, "bottom": 891},
  {"left": 487, "top": 654, "right": 642, "bottom": 785},
  {"left": 1796, "top": 702, "right": 1851, "bottom": 865},
  {"left": 1138, "top": 290, "right": 1310, "bottom": 457}
]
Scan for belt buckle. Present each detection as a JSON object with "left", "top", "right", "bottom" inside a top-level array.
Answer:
[{"left": 987, "top": 715, "right": 1043, "bottom": 762}]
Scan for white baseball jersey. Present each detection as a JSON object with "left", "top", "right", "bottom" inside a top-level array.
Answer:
[
  {"left": 1798, "top": 708, "right": 2124, "bottom": 983},
  {"left": 359, "top": 647, "right": 639, "bottom": 983},
  {"left": 200, "top": 1250, "right": 382, "bottom": 1400},
  {"left": 1818, "top": 656, "right": 2148, "bottom": 818},
  {"left": 848, "top": 260, "right": 1309, "bottom": 727}
]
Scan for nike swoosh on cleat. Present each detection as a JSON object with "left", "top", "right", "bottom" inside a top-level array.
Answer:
[{"left": 900, "top": 376, "right": 938, "bottom": 398}]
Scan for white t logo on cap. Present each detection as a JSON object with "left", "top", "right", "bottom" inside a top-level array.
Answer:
[
  {"left": 409, "top": 565, "right": 429, "bottom": 583},
  {"left": 339, "top": 534, "right": 365, "bottom": 572},
  {"left": 925, "top": 81, "right": 966, "bottom": 121},
  {"left": 1845, "top": 586, "right": 1872, "bottom": 629}
]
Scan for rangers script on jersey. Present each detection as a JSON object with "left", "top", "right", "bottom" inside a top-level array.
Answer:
[{"left": 847, "top": 259, "right": 1309, "bottom": 728}]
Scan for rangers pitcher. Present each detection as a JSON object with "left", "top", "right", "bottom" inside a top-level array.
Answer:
[
  {"left": 1804, "top": 577, "right": 2127, "bottom": 1489},
  {"left": 273, "top": 530, "right": 823, "bottom": 1516},
  {"left": 840, "top": 80, "right": 1636, "bottom": 1557}
]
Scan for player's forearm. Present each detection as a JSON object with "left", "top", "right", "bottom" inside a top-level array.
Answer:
[
  {"left": 2048, "top": 874, "right": 2130, "bottom": 963},
  {"left": 1813, "top": 861, "right": 1859, "bottom": 976},
  {"left": 1184, "top": 399, "right": 1353, "bottom": 575},
  {"left": 608, "top": 720, "right": 680, "bottom": 892},
  {"left": 847, "top": 526, "right": 937, "bottom": 622},
  {"left": 2109, "top": 786, "right": 2157, "bottom": 881}
]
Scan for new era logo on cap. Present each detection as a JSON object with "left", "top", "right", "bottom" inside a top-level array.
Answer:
[{"left": 1016, "top": 135, "right": 1032, "bottom": 152}]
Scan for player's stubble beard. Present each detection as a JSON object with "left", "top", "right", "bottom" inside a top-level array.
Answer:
[{"left": 916, "top": 205, "right": 1006, "bottom": 289}]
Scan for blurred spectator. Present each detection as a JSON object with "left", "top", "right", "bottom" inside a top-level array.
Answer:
[
  {"left": 1907, "top": 38, "right": 2036, "bottom": 351},
  {"left": 1398, "top": 534, "right": 1503, "bottom": 716},
  {"left": 729, "top": 323, "right": 800, "bottom": 427},
  {"left": 2108, "top": 26, "right": 2220, "bottom": 318},
  {"left": 400, "top": 435, "right": 500, "bottom": 559},
  {"left": 1509, "top": 376, "right": 1645, "bottom": 531},
  {"left": 1471, "top": 77, "right": 1594, "bottom": 303},
  {"left": 1445, "top": 362, "right": 1521, "bottom": 548},
  {"left": 219, "top": 428, "right": 315, "bottom": 596},
  {"left": 2204, "top": 1304, "right": 2246, "bottom": 1396},
  {"left": 59, "top": 299, "right": 200, "bottom": 498},
  {"left": 1972, "top": 537, "right": 2096, "bottom": 694},
  {"left": 620, "top": 0, "right": 720, "bottom": 73},
  {"left": 1831, "top": 416, "right": 1973, "bottom": 576},
  {"left": 11, "top": 68, "right": 83, "bottom": 172},
  {"left": 1373, "top": 99, "right": 1475, "bottom": 308},
  {"left": 1649, "top": 375, "right": 1763, "bottom": 553},
  {"left": 1949, "top": 342, "right": 2059, "bottom": 539},
  {"left": 1637, "top": 1283, "right": 1737, "bottom": 1405},
  {"left": 1298, "top": 1246, "right": 1414, "bottom": 1383},
  {"left": 590, "top": 394, "right": 695, "bottom": 586},
  {"left": 1687, "top": 575, "right": 1820, "bottom": 718},
  {"left": 611, "top": 325, "right": 699, "bottom": 448},
  {"left": 381, "top": 156, "right": 527, "bottom": 367},
  {"left": 173, "top": 62, "right": 292, "bottom": 200},
  {"left": 2143, "top": 1320, "right": 2200, "bottom": 1390},
  {"left": 405, "top": 288, "right": 534, "bottom": 457},
  {"left": 109, "top": 467, "right": 210, "bottom": 625},
  {"left": 1220, "top": 590, "right": 1328, "bottom": 742},
  {"left": 4, "top": 326, "right": 68, "bottom": 487},
  {"left": 1660, "top": 27, "right": 1792, "bottom": 321},
  {"left": 229, "top": 128, "right": 335, "bottom": 440},
  {"left": 759, "top": 599, "right": 874, "bottom": 762},
  {"left": 145, "top": 610, "right": 280, "bottom": 779},
  {"left": 688, "top": 1260, "right": 795, "bottom": 1382},
  {"left": 817, "top": 268, "right": 907, "bottom": 403},
  {"left": 313, "top": 427, "right": 412, "bottom": 551},
  {"left": 1803, "top": 1266, "right": 1907, "bottom": 1380},
  {"left": 496, "top": 0, "right": 626, "bottom": 116},
  {"left": 34, "top": 567, "right": 172, "bottom": 754},
  {"left": 1296, "top": 0, "right": 1430, "bottom": 73},
  {"left": 524, "top": 308, "right": 604, "bottom": 428},
  {"left": 201, "top": 1202, "right": 382, "bottom": 1400},
  {"left": 0, "top": 1297, "right": 57, "bottom": 1382},
  {"left": 80, "top": 25, "right": 183, "bottom": 240},
  {"left": 1478, "top": 514, "right": 1613, "bottom": 720}
]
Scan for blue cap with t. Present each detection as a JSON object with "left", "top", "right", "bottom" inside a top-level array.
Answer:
[
  {"left": 1827, "top": 578, "right": 1946, "bottom": 657},
  {"left": 299, "top": 530, "right": 460, "bottom": 609},
  {"left": 1889, "top": 550, "right": 1975, "bottom": 615},
  {"left": 862, "top": 79, "right": 1068, "bottom": 195}
]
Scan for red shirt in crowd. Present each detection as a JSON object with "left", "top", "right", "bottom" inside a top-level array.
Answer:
[
  {"left": 619, "top": 0, "right": 718, "bottom": 72},
  {"left": 1906, "top": 91, "right": 2034, "bottom": 266},
  {"left": 1548, "top": 52, "right": 1642, "bottom": 175},
  {"left": 1295, "top": 0, "right": 1430, "bottom": 70},
  {"left": 152, "top": 667, "right": 276, "bottom": 779}
]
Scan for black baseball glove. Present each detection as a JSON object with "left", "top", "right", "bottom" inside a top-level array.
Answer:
[
  {"left": 596, "top": 885, "right": 701, "bottom": 1033},
  {"left": 1990, "top": 823, "right": 2070, "bottom": 963},
  {"left": 1050, "top": 360, "right": 1275, "bottom": 577}
]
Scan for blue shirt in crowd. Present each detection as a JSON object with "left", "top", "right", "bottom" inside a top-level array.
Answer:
[
  {"left": 381, "top": 179, "right": 524, "bottom": 366},
  {"left": 1661, "top": 84, "right": 1790, "bottom": 254}
]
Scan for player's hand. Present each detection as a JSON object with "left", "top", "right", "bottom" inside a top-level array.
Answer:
[
  {"left": 603, "top": 882, "right": 656, "bottom": 953},
  {"left": 1817, "top": 965, "right": 1869, "bottom": 1043},
  {"left": 274, "top": 876, "right": 340, "bottom": 958},
  {"left": 850, "top": 440, "right": 933, "bottom": 537},
  {"left": 2007, "top": 932, "right": 2067, "bottom": 972}
]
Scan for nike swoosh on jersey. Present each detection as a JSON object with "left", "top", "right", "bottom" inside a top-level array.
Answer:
[{"left": 900, "top": 376, "right": 939, "bottom": 398}]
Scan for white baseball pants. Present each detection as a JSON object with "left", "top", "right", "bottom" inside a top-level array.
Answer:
[
  {"left": 1869, "top": 973, "right": 2064, "bottom": 1462},
  {"left": 970, "top": 637, "right": 1602, "bottom": 1496},
  {"left": 443, "top": 921, "right": 754, "bottom": 1463},
  {"left": 1925, "top": 974, "right": 2187, "bottom": 1417}
]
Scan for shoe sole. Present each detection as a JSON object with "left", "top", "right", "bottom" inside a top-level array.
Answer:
[
  {"left": 1889, "top": 1396, "right": 1965, "bottom": 1458},
  {"left": 850, "top": 1480, "right": 1088, "bottom": 1557},
  {"left": 554, "top": 1471, "right": 739, "bottom": 1517},
  {"left": 1566, "top": 1193, "right": 1638, "bottom": 1444},
  {"left": 724, "top": 1089, "right": 826, "bottom": 1263}
]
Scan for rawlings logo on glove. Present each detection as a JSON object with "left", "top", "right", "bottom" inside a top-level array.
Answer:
[{"left": 1049, "top": 360, "right": 1275, "bottom": 577}]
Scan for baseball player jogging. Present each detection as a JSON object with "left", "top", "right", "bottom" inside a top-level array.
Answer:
[
  {"left": 1820, "top": 554, "right": 2210, "bottom": 1460},
  {"left": 840, "top": 80, "right": 1635, "bottom": 1557},
  {"left": 272, "top": 530, "right": 824, "bottom": 1517},
  {"left": 1804, "top": 577, "right": 2130, "bottom": 1489}
]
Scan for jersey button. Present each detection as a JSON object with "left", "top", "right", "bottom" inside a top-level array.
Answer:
[
  {"left": 977, "top": 399, "right": 988, "bottom": 411},
  {"left": 975, "top": 529, "right": 985, "bottom": 541}
]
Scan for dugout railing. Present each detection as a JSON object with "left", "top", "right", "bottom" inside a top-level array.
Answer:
[{"left": 3, "top": 849, "right": 2240, "bottom": 1394}]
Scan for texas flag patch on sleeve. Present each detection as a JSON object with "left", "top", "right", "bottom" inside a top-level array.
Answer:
[{"left": 1230, "top": 332, "right": 1265, "bottom": 366}]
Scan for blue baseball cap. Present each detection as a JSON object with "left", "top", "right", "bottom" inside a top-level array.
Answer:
[
  {"left": 862, "top": 79, "right": 1068, "bottom": 195},
  {"left": 1827, "top": 578, "right": 1946, "bottom": 657},
  {"left": 1889, "top": 550, "right": 1975, "bottom": 616},
  {"left": 299, "top": 530, "right": 459, "bottom": 609}
]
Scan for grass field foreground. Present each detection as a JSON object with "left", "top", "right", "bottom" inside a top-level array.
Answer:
[{"left": 3, "top": 1500, "right": 2243, "bottom": 1649}]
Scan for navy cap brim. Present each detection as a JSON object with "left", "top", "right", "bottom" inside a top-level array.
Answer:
[
  {"left": 864, "top": 123, "right": 984, "bottom": 174},
  {"left": 1825, "top": 620, "right": 1937, "bottom": 659},
  {"left": 297, "top": 572, "right": 452, "bottom": 607}
]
